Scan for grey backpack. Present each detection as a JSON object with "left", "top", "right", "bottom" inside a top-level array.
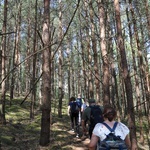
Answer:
[{"left": 99, "top": 122, "right": 127, "bottom": 150}]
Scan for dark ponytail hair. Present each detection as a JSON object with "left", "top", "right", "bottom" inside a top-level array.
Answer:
[
  {"left": 103, "top": 105, "right": 117, "bottom": 121},
  {"left": 70, "top": 96, "right": 76, "bottom": 102}
]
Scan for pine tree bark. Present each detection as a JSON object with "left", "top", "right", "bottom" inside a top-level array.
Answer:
[
  {"left": 10, "top": 1, "right": 21, "bottom": 105},
  {"left": 30, "top": 0, "right": 38, "bottom": 120},
  {"left": 84, "top": 0, "right": 94, "bottom": 99},
  {"left": 97, "top": 0, "right": 110, "bottom": 105},
  {"left": 58, "top": 0, "right": 63, "bottom": 118},
  {"left": 0, "top": 0, "right": 7, "bottom": 125},
  {"left": 129, "top": 0, "right": 150, "bottom": 139},
  {"left": 40, "top": 0, "right": 51, "bottom": 146},
  {"left": 76, "top": 35, "right": 81, "bottom": 95},
  {"left": 144, "top": 0, "right": 150, "bottom": 38},
  {"left": 125, "top": 0, "right": 144, "bottom": 143},
  {"left": 66, "top": 41, "right": 71, "bottom": 99},
  {"left": 89, "top": 0, "right": 100, "bottom": 102},
  {"left": 114, "top": 0, "right": 137, "bottom": 149},
  {"left": 71, "top": 54, "right": 75, "bottom": 96},
  {"left": 78, "top": 8, "right": 87, "bottom": 98}
]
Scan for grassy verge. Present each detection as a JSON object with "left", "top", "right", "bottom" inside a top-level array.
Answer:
[{"left": 0, "top": 98, "right": 88, "bottom": 150}]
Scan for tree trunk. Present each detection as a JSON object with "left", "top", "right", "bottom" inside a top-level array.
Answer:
[
  {"left": 66, "top": 42, "right": 71, "bottom": 99},
  {"left": 30, "top": 0, "right": 38, "bottom": 120},
  {"left": 15, "top": 2, "right": 22, "bottom": 97},
  {"left": 40, "top": 0, "right": 51, "bottom": 146},
  {"left": 144, "top": 0, "right": 150, "bottom": 38},
  {"left": 58, "top": 0, "right": 63, "bottom": 118},
  {"left": 0, "top": 0, "right": 7, "bottom": 125},
  {"left": 71, "top": 55, "right": 75, "bottom": 96},
  {"left": 84, "top": 0, "right": 94, "bottom": 99},
  {"left": 25, "top": 15, "right": 31, "bottom": 95},
  {"left": 77, "top": 38, "right": 81, "bottom": 96},
  {"left": 125, "top": 0, "right": 144, "bottom": 144},
  {"left": 10, "top": 1, "right": 21, "bottom": 105},
  {"left": 78, "top": 9, "right": 87, "bottom": 99},
  {"left": 114, "top": 0, "right": 137, "bottom": 149},
  {"left": 89, "top": 0, "right": 100, "bottom": 102},
  {"left": 129, "top": 0, "right": 150, "bottom": 139},
  {"left": 97, "top": 0, "right": 110, "bottom": 105}
]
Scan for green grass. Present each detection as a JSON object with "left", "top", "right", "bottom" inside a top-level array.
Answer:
[
  {"left": 0, "top": 99, "right": 41, "bottom": 150},
  {"left": 0, "top": 98, "right": 83, "bottom": 150}
]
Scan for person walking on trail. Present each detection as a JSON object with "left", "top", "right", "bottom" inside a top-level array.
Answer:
[
  {"left": 81, "top": 98, "right": 88, "bottom": 114},
  {"left": 89, "top": 105, "right": 131, "bottom": 150},
  {"left": 68, "top": 96, "right": 79, "bottom": 137},
  {"left": 81, "top": 99, "right": 103, "bottom": 139},
  {"left": 76, "top": 94, "right": 82, "bottom": 111},
  {"left": 76, "top": 94, "right": 82, "bottom": 125}
]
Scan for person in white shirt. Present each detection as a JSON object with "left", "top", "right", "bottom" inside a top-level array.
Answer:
[
  {"left": 88, "top": 105, "right": 131, "bottom": 150},
  {"left": 81, "top": 98, "right": 88, "bottom": 113}
]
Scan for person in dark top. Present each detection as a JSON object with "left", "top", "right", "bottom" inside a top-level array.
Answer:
[
  {"left": 76, "top": 94, "right": 82, "bottom": 112},
  {"left": 81, "top": 99, "right": 103, "bottom": 139},
  {"left": 68, "top": 96, "right": 79, "bottom": 137}
]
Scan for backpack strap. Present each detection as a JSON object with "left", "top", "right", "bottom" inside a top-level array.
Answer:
[
  {"left": 112, "top": 122, "right": 118, "bottom": 131},
  {"left": 102, "top": 122, "right": 118, "bottom": 132}
]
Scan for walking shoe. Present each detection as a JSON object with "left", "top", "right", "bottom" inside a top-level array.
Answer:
[
  {"left": 76, "top": 134, "right": 79, "bottom": 138},
  {"left": 71, "top": 129, "right": 74, "bottom": 132}
]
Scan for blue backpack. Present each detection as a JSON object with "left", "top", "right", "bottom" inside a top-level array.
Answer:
[
  {"left": 99, "top": 122, "right": 127, "bottom": 150},
  {"left": 76, "top": 98, "right": 82, "bottom": 108}
]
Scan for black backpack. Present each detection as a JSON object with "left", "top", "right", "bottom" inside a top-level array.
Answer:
[
  {"left": 70, "top": 102, "right": 79, "bottom": 113},
  {"left": 99, "top": 122, "right": 127, "bottom": 150},
  {"left": 89, "top": 105, "right": 104, "bottom": 129}
]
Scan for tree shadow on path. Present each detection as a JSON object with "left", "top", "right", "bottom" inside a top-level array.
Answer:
[{"left": 48, "top": 114, "right": 90, "bottom": 150}]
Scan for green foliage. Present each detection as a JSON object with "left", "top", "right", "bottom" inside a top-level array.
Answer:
[{"left": 0, "top": 98, "right": 41, "bottom": 149}]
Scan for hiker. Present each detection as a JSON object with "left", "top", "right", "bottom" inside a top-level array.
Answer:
[
  {"left": 76, "top": 94, "right": 82, "bottom": 125},
  {"left": 81, "top": 98, "right": 88, "bottom": 114},
  {"left": 81, "top": 98, "right": 88, "bottom": 125},
  {"left": 68, "top": 96, "right": 79, "bottom": 137},
  {"left": 88, "top": 105, "right": 131, "bottom": 150},
  {"left": 76, "top": 94, "right": 82, "bottom": 111},
  {"left": 81, "top": 99, "right": 103, "bottom": 139}
]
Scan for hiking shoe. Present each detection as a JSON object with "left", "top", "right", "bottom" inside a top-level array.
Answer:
[
  {"left": 76, "top": 134, "right": 79, "bottom": 138},
  {"left": 71, "top": 129, "right": 74, "bottom": 132}
]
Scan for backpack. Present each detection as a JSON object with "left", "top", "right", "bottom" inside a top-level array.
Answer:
[
  {"left": 70, "top": 102, "right": 79, "bottom": 113},
  {"left": 89, "top": 105, "right": 104, "bottom": 130},
  {"left": 76, "top": 98, "right": 82, "bottom": 108},
  {"left": 82, "top": 103, "right": 87, "bottom": 111},
  {"left": 99, "top": 122, "right": 127, "bottom": 150}
]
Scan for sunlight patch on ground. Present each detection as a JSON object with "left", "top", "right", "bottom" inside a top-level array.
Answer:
[{"left": 73, "top": 147, "right": 88, "bottom": 150}]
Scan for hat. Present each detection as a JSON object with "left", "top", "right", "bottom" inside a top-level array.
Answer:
[{"left": 88, "top": 99, "right": 96, "bottom": 103}]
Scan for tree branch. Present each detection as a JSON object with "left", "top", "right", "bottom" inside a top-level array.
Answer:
[{"left": 20, "top": 72, "right": 43, "bottom": 105}]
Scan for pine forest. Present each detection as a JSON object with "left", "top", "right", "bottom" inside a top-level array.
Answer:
[{"left": 0, "top": 0, "right": 149, "bottom": 149}]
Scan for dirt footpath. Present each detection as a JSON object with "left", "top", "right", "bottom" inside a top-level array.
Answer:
[{"left": 68, "top": 130, "right": 90, "bottom": 150}]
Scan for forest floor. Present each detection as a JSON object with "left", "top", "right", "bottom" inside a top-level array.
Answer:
[
  {"left": 0, "top": 98, "right": 90, "bottom": 150},
  {"left": 0, "top": 98, "right": 149, "bottom": 150}
]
